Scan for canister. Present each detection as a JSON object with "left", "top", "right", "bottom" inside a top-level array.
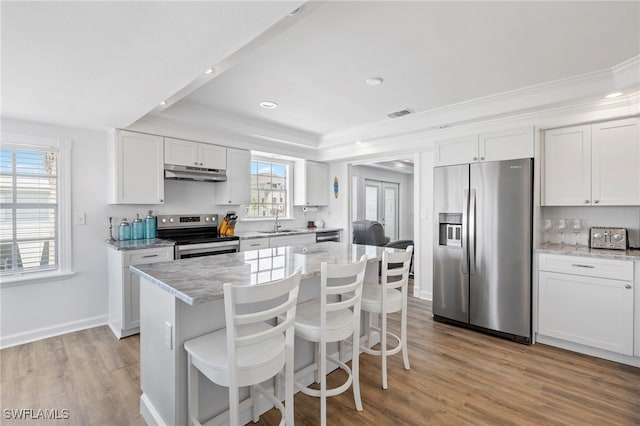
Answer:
[
  {"left": 118, "top": 218, "right": 131, "bottom": 241},
  {"left": 132, "top": 214, "right": 145, "bottom": 240},
  {"left": 145, "top": 210, "right": 157, "bottom": 239}
]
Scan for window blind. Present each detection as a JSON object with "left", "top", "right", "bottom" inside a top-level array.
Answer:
[{"left": 0, "top": 146, "right": 58, "bottom": 275}]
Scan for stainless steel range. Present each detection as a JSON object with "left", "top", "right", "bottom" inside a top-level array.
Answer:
[{"left": 157, "top": 214, "right": 240, "bottom": 259}]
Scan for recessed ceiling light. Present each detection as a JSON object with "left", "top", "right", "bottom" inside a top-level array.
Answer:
[
  {"left": 605, "top": 92, "right": 623, "bottom": 99},
  {"left": 355, "top": 140, "right": 364, "bottom": 145},
  {"left": 160, "top": 101, "right": 167, "bottom": 106},
  {"left": 260, "top": 101, "right": 278, "bottom": 109},
  {"left": 204, "top": 68, "right": 214, "bottom": 75},
  {"left": 366, "top": 77, "right": 384, "bottom": 86}
]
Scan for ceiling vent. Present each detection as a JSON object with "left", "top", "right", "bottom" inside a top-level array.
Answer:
[{"left": 387, "top": 108, "right": 413, "bottom": 119}]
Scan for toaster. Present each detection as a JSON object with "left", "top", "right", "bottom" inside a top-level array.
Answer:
[{"left": 589, "top": 227, "right": 628, "bottom": 250}]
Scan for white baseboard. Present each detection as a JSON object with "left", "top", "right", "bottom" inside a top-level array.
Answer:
[
  {"left": 536, "top": 334, "right": 640, "bottom": 368},
  {"left": 417, "top": 289, "right": 432, "bottom": 300},
  {"left": 0, "top": 315, "right": 108, "bottom": 349}
]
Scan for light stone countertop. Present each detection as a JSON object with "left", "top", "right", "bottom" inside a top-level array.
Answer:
[
  {"left": 130, "top": 242, "right": 395, "bottom": 305},
  {"left": 106, "top": 238, "right": 175, "bottom": 251},
  {"left": 235, "top": 227, "right": 342, "bottom": 240},
  {"left": 536, "top": 244, "right": 640, "bottom": 261}
]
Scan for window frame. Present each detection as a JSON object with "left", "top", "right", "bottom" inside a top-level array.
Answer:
[
  {"left": 246, "top": 155, "right": 293, "bottom": 221},
  {"left": 0, "top": 133, "right": 73, "bottom": 286}
]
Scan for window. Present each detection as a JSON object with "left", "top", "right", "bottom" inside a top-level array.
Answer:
[
  {"left": 248, "top": 158, "right": 290, "bottom": 218},
  {"left": 0, "top": 134, "right": 71, "bottom": 282}
]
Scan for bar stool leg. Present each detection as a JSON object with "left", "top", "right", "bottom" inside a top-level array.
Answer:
[
  {"left": 320, "top": 337, "right": 327, "bottom": 426},
  {"left": 401, "top": 292, "right": 410, "bottom": 370},
  {"left": 381, "top": 310, "right": 388, "bottom": 389},
  {"left": 352, "top": 325, "right": 363, "bottom": 411},
  {"left": 251, "top": 385, "right": 259, "bottom": 422}
]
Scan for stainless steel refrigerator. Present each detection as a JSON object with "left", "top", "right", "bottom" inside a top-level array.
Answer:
[{"left": 433, "top": 158, "right": 532, "bottom": 343}]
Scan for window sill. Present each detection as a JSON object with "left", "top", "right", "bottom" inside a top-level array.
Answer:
[{"left": 0, "top": 271, "right": 76, "bottom": 287}]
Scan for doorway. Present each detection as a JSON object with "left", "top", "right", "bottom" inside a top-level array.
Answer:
[{"left": 364, "top": 179, "right": 399, "bottom": 241}]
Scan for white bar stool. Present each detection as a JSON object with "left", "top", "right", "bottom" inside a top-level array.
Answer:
[
  {"left": 360, "top": 246, "right": 413, "bottom": 389},
  {"left": 183, "top": 268, "right": 302, "bottom": 426},
  {"left": 292, "top": 255, "right": 368, "bottom": 426}
]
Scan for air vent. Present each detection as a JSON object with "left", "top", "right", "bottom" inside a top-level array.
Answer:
[{"left": 387, "top": 108, "right": 413, "bottom": 119}]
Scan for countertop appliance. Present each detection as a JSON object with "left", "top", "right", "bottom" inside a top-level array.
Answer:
[
  {"left": 157, "top": 213, "right": 239, "bottom": 259},
  {"left": 589, "top": 227, "right": 627, "bottom": 250},
  {"left": 433, "top": 158, "right": 533, "bottom": 344}
]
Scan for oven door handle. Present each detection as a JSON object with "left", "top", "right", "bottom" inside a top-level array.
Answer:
[{"left": 176, "top": 242, "right": 239, "bottom": 251}]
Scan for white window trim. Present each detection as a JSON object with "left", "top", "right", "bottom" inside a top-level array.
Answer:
[
  {"left": 245, "top": 155, "right": 294, "bottom": 221},
  {"left": 0, "top": 133, "right": 73, "bottom": 286}
]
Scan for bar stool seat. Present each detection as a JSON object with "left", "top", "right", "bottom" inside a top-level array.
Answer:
[
  {"left": 361, "top": 246, "right": 413, "bottom": 390},
  {"left": 184, "top": 268, "right": 302, "bottom": 426}
]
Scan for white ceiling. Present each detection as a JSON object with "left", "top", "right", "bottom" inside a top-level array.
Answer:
[
  {"left": 181, "top": 1, "right": 640, "bottom": 137},
  {"left": 1, "top": 1, "right": 638, "bottom": 142},
  {"left": 0, "top": 1, "right": 303, "bottom": 130}
]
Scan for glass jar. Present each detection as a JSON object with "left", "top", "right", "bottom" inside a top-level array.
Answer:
[
  {"left": 118, "top": 218, "right": 131, "bottom": 241},
  {"left": 132, "top": 214, "right": 145, "bottom": 240},
  {"left": 145, "top": 210, "right": 157, "bottom": 239}
]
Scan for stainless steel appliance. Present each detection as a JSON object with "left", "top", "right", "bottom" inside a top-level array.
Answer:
[
  {"left": 589, "top": 227, "right": 628, "bottom": 250},
  {"left": 433, "top": 158, "right": 533, "bottom": 344},
  {"left": 157, "top": 214, "right": 240, "bottom": 259},
  {"left": 164, "top": 164, "right": 227, "bottom": 182},
  {"left": 315, "top": 229, "right": 341, "bottom": 243}
]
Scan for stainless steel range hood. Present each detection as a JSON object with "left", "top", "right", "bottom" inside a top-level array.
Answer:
[{"left": 164, "top": 164, "right": 227, "bottom": 182}]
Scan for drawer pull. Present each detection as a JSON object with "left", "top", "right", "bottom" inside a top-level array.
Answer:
[
  {"left": 625, "top": 284, "right": 632, "bottom": 289},
  {"left": 571, "top": 264, "right": 594, "bottom": 268},
  {"left": 250, "top": 243, "right": 261, "bottom": 246},
  {"left": 142, "top": 254, "right": 159, "bottom": 258}
]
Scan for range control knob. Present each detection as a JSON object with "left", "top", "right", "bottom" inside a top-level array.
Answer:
[
  {"left": 205, "top": 217, "right": 210, "bottom": 222},
  {"left": 161, "top": 218, "right": 167, "bottom": 223},
  {"left": 169, "top": 217, "right": 174, "bottom": 223},
  {"left": 613, "top": 233, "right": 623, "bottom": 241},
  {"left": 593, "top": 232, "right": 603, "bottom": 239}
]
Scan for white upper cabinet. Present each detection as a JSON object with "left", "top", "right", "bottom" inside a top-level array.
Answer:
[
  {"left": 542, "top": 125, "right": 592, "bottom": 206},
  {"left": 591, "top": 118, "right": 640, "bottom": 205},
  {"left": 164, "top": 137, "right": 226, "bottom": 170},
  {"left": 434, "top": 127, "right": 534, "bottom": 167},
  {"left": 216, "top": 148, "right": 251, "bottom": 205},
  {"left": 108, "top": 130, "right": 164, "bottom": 204},
  {"left": 543, "top": 118, "right": 640, "bottom": 206},
  {"left": 294, "top": 160, "right": 329, "bottom": 206}
]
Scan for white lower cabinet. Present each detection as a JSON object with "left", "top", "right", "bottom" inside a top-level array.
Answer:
[
  {"left": 269, "top": 233, "right": 315, "bottom": 248},
  {"left": 107, "top": 246, "right": 173, "bottom": 338},
  {"left": 240, "top": 238, "right": 270, "bottom": 251},
  {"left": 538, "top": 254, "right": 634, "bottom": 356}
]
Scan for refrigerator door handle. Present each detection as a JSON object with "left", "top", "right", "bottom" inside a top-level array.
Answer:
[
  {"left": 462, "top": 189, "right": 469, "bottom": 274},
  {"left": 469, "top": 188, "right": 476, "bottom": 275}
]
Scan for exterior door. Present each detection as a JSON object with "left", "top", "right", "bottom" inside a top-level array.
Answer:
[{"left": 364, "top": 179, "right": 399, "bottom": 240}]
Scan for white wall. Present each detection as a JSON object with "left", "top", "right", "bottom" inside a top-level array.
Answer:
[{"left": 417, "top": 152, "right": 434, "bottom": 300}]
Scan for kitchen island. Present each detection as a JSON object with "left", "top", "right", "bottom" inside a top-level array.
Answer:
[{"left": 130, "top": 242, "right": 396, "bottom": 426}]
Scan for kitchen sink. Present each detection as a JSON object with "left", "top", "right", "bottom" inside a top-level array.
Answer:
[{"left": 259, "top": 229, "right": 298, "bottom": 234}]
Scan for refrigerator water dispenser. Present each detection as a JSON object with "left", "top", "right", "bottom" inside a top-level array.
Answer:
[{"left": 438, "top": 213, "right": 462, "bottom": 247}]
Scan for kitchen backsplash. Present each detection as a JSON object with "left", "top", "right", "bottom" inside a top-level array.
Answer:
[{"left": 542, "top": 206, "right": 640, "bottom": 248}]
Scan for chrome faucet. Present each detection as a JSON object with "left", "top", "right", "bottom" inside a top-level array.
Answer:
[{"left": 274, "top": 212, "right": 281, "bottom": 232}]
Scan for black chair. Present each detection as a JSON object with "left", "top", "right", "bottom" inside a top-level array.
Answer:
[{"left": 352, "top": 220, "right": 414, "bottom": 275}]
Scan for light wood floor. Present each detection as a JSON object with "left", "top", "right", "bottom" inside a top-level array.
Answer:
[{"left": 2, "top": 292, "right": 639, "bottom": 426}]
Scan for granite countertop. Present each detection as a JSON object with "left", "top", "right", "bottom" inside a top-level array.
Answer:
[
  {"left": 235, "top": 227, "right": 342, "bottom": 240},
  {"left": 130, "top": 241, "right": 394, "bottom": 305},
  {"left": 536, "top": 244, "right": 640, "bottom": 261},
  {"left": 106, "top": 239, "right": 175, "bottom": 251}
]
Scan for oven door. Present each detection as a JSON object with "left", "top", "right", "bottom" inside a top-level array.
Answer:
[{"left": 175, "top": 241, "right": 239, "bottom": 259}]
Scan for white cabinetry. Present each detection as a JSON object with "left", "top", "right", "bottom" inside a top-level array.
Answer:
[
  {"left": 107, "top": 246, "right": 173, "bottom": 338},
  {"left": 542, "top": 118, "right": 640, "bottom": 206},
  {"left": 538, "top": 254, "right": 634, "bottom": 355},
  {"left": 216, "top": 148, "right": 251, "bottom": 205},
  {"left": 240, "top": 238, "right": 270, "bottom": 251},
  {"left": 108, "top": 130, "right": 165, "bottom": 204},
  {"left": 269, "top": 233, "right": 315, "bottom": 248},
  {"left": 164, "top": 137, "right": 226, "bottom": 170},
  {"left": 434, "top": 127, "right": 534, "bottom": 167},
  {"left": 294, "top": 160, "right": 329, "bottom": 206}
]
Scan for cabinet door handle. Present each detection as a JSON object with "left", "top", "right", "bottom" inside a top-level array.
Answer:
[
  {"left": 250, "top": 243, "right": 261, "bottom": 247},
  {"left": 594, "top": 200, "right": 600, "bottom": 204},
  {"left": 480, "top": 157, "right": 485, "bottom": 161},
  {"left": 142, "top": 254, "right": 159, "bottom": 258},
  {"left": 473, "top": 157, "right": 478, "bottom": 161},
  {"left": 584, "top": 200, "right": 589, "bottom": 204},
  {"left": 625, "top": 284, "right": 632, "bottom": 289},
  {"left": 571, "top": 264, "right": 595, "bottom": 268}
]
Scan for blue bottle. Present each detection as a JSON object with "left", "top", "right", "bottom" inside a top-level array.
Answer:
[
  {"left": 132, "top": 214, "right": 145, "bottom": 240},
  {"left": 118, "top": 218, "right": 131, "bottom": 241},
  {"left": 145, "top": 210, "right": 157, "bottom": 239}
]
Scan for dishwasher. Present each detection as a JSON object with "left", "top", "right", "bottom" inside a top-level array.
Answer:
[{"left": 315, "top": 230, "right": 341, "bottom": 243}]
